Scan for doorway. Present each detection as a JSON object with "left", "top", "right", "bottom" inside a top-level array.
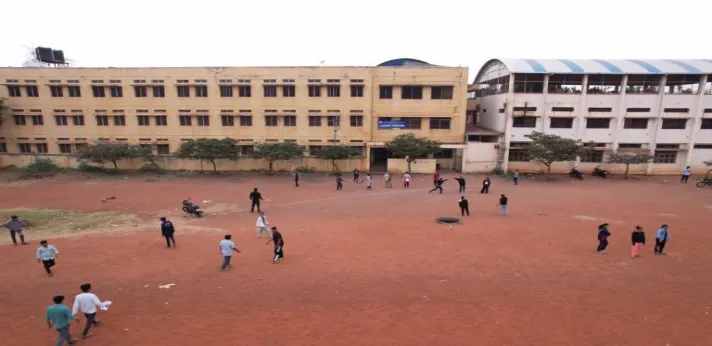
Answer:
[{"left": 370, "top": 147, "right": 388, "bottom": 172}]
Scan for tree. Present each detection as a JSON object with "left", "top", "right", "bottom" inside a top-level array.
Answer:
[
  {"left": 316, "top": 145, "right": 357, "bottom": 173},
  {"left": 132, "top": 144, "right": 161, "bottom": 169},
  {"left": 607, "top": 152, "right": 654, "bottom": 179},
  {"left": 523, "top": 131, "right": 587, "bottom": 175},
  {"left": 174, "top": 138, "right": 240, "bottom": 172},
  {"left": 250, "top": 142, "right": 306, "bottom": 175},
  {"left": 75, "top": 142, "right": 136, "bottom": 170},
  {"left": 704, "top": 160, "right": 712, "bottom": 177},
  {"left": 385, "top": 133, "right": 442, "bottom": 173}
]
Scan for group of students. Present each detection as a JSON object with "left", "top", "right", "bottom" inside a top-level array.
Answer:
[
  {"left": 596, "top": 223, "right": 671, "bottom": 257},
  {"left": 45, "top": 283, "right": 107, "bottom": 345}
]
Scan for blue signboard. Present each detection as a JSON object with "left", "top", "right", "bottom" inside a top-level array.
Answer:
[{"left": 377, "top": 120, "right": 406, "bottom": 129}]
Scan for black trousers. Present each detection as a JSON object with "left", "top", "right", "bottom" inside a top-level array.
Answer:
[
  {"left": 429, "top": 186, "right": 443, "bottom": 194},
  {"left": 295, "top": 180, "right": 299, "bottom": 187},
  {"left": 274, "top": 246, "right": 284, "bottom": 261},
  {"left": 251, "top": 200, "right": 261, "bottom": 212},
  {"left": 458, "top": 184, "right": 466, "bottom": 193},
  {"left": 353, "top": 175, "right": 359, "bottom": 182},
  {"left": 480, "top": 185, "right": 489, "bottom": 194},
  {"left": 460, "top": 206, "right": 469, "bottom": 216},
  {"left": 42, "top": 259, "right": 56, "bottom": 274},
  {"left": 9, "top": 230, "right": 25, "bottom": 244},
  {"left": 337, "top": 182, "right": 343, "bottom": 190},
  {"left": 82, "top": 312, "right": 98, "bottom": 336},
  {"left": 655, "top": 239, "right": 667, "bottom": 254},
  {"left": 164, "top": 234, "right": 176, "bottom": 247},
  {"left": 597, "top": 239, "right": 609, "bottom": 252},
  {"left": 681, "top": 175, "right": 689, "bottom": 183}
]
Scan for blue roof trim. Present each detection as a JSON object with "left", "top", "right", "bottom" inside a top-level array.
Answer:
[
  {"left": 558, "top": 59, "right": 584, "bottom": 73},
  {"left": 664, "top": 60, "right": 701, "bottom": 73},
  {"left": 593, "top": 59, "right": 623, "bottom": 73},
  {"left": 627, "top": 60, "right": 661, "bottom": 73},
  {"left": 523, "top": 59, "right": 547, "bottom": 73}
]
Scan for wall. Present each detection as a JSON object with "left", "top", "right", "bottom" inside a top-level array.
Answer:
[
  {"left": 474, "top": 94, "right": 507, "bottom": 131},
  {"left": 462, "top": 142, "right": 498, "bottom": 172},
  {"left": 387, "top": 158, "right": 436, "bottom": 173}
]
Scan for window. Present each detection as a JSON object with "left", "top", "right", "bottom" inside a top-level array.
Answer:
[
  {"left": 623, "top": 118, "right": 648, "bottom": 129},
  {"left": 220, "top": 85, "right": 233, "bottom": 97},
  {"left": 221, "top": 116, "right": 235, "bottom": 126},
  {"left": 265, "top": 116, "right": 278, "bottom": 126},
  {"left": 508, "top": 149, "right": 530, "bottom": 162},
  {"left": 113, "top": 115, "right": 126, "bottom": 126},
  {"left": 134, "top": 86, "right": 147, "bottom": 98},
  {"left": 110, "top": 86, "right": 123, "bottom": 97},
  {"left": 91, "top": 86, "right": 105, "bottom": 97},
  {"left": 31, "top": 115, "right": 44, "bottom": 126},
  {"left": 350, "top": 115, "right": 363, "bottom": 127},
  {"left": 155, "top": 116, "right": 167, "bottom": 126},
  {"left": 67, "top": 86, "right": 81, "bottom": 97},
  {"left": 654, "top": 151, "right": 677, "bottom": 164},
  {"left": 694, "top": 144, "right": 712, "bottom": 149},
  {"left": 626, "top": 75, "right": 661, "bottom": 94},
  {"left": 138, "top": 115, "right": 150, "bottom": 126},
  {"left": 627, "top": 108, "right": 650, "bottom": 113},
  {"left": 307, "top": 85, "right": 321, "bottom": 97},
  {"left": 513, "top": 106, "right": 537, "bottom": 112},
  {"left": 264, "top": 85, "right": 277, "bottom": 97},
  {"left": 197, "top": 115, "right": 210, "bottom": 126},
  {"left": 55, "top": 115, "right": 68, "bottom": 126},
  {"left": 281, "top": 116, "right": 296, "bottom": 127},
  {"left": 548, "top": 75, "right": 583, "bottom": 94},
  {"left": 430, "top": 86, "right": 454, "bottom": 99},
  {"left": 350, "top": 85, "right": 364, "bottom": 97},
  {"left": 19, "top": 143, "right": 32, "bottom": 153},
  {"left": 147, "top": 86, "right": 163, "bottom": 98},
  {"left": 617, "top": 143, "right": 643, "bottom": 149},
  {"left": 586, "top": 118, "right": 611, "bottom": 129},
  {"left": 665, "top": 75, "right": 700, "bottom": 94},
  {"left": 239, "top": 145, "right": 253, "bottom": 155},
  {"left": 700, "top": 119, "right": 712, "bottom": 129},
  {"left": 551, "top": 107, "right": 574, "bottom": 112},
  {"left": 36, "top": 143, "right": 49, "bottom": 154},
  {"left": 157, "top": 144, "right": 170, "bottom": 155},
  {"left": 308, "top": 146, "right": 322, "bottom": 156},
  {"left": 177, "top": 86, "right": 190, "bottom": 97},
  {"left": 434, "top": 150, "right": 454, "bottom": 159},
  {"left": 282, "top": 85, "right": 295, "bottom": 97},
  {"left": 588, "top": 107, "right": 612, "bottom": 112},
  {"left": 179, "top": 115, "right": 192, "bottom": 126},
  {"left": 238, "top": 85, "right": 251, "bottom": 97},
  {"left": 512, "top": 117, "right": 536, "bottom": 128},
  {"left": 239, "top": 116, "right": 252, "bottom": 126},
  {"left": 661, "top": 119, "right": 687, "bottom": 130},
  {"left": 379, "top": 85, "right": 393, "bottom": 99},
  {"left": 513, "top": 74, "right": 545, "bottom": 93},
  {"left": 309, "top": 116, "right": 322, "bottom": 127},
  {"left": 7, "top": 85, "right": 21, "bottom": 97},
  {"left": 429, "top": 117, "right": 451, "bottom": 130},
  {"left": 587, "top": 75, "right": 622, "bottom": 94},
  {"left": 326, "top": 116, "right": 340, "bottom": 127},
  {"left": 195, "top": 85, "right": 208, "bottom": 97},
  {"left": 72, "top": 115, "right": 85, "bottom": 126},
  {"left": 50, "top": 85, "right": 63, "bottom": 97},
  {"left": 14, "top": 115, "right": 26, "bottom": 125},
  {"left": 401, "top": 86, "right": 423, "bottom": 99},
  {"left": 580, "top": 150, "right": 604, "bottom": 163},
  {"left": 58, "top": 143, "right": 72, "bottom": 154},
  {"left": 663, "top": 108, "right": 689, "bottom": 114},
  {"left": 327, "top": 85, "right": 340, "bottom": 97},
  {"left": 26, "top": 86, "right": 39, "bottom": 97},
  {"left": 550, "top": 118, "right": 574, "bottom": 128},
  {"left": 401, "top": 117, "right": 422, "bottom": 129}
]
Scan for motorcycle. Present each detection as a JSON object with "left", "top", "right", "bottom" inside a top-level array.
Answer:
[
  {"left": 569, "top": 168, "right": 584, "bottom": 180},
  {"left": 697, "top": 177, "right": 712, "bottom": 188},
  {"left": 592, "top": 167, "right": 608, "bottom": 178},
  {"left": 182, "top": 200, "right": 203, "bottom": 218}
]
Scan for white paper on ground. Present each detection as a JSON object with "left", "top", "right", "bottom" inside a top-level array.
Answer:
[{"left": 100, "top": 301, "right": 112, "bottom": 311}]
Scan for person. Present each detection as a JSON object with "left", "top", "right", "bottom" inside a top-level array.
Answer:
[
  {"left": 72, "top": 283, "right": 103, "bottom": 339},
  {"left": 160, "top": 217, "right": 176, "bottom": 248},
  {"left": 353, "top": 169, "right": 360, "bottom": 183},
  {"left": 433, "top": 171, "right": 440, "bottom": 188},
  {"left": 681, "top": 166, "right": 691, "bottom": 183},
  {"left": 631, "top": 226, "right": 646, "bottom": 258},
  {"left": 255, "top": 212, "right": 270, "bottom": 239},
  {"left": 249, "top": 188, "right": 263, "bottom": 213},
  {"left": 596, "top": 223, "right": 611, "bottom": 253},
  {"left": 384, "top": 172, "right": 392, "bottom": 188},
  {"left": 481, "top": 177, "right": 491, "bottom": 194},
  {"left": 46, "top": 295, "right": 78, "bottom": 345},
  {"left": 336, "top": 174, "right": 344, "bottom": 191},
  {"left": 293, "top": 171, "right": 300, "bottom": 187},
  {"left": 429, "top": 178, "right": 448, "bottom": 194},
  {"left": 654, "top": 224, "right": 669, "bottom": 255},
  {"left": 458, "top": 196, "right": 469, "bottom": 216},
  {"left": 266, "top": 226, "right": 285, "bottom": 264},
  {"left": 454, "top": 176, "right": 466, "bottom": 193},
  {"left": 36, "top": 240, "right": 59, "bottom": 277},
  {"left": 403, "top": 172, "right": 411, "bottom": 188},
  {"left": 4, "top": 215, "right": 28, "bottom": 245},
  {"left": 498, "top": 194, "right": 508, "bottom": 216},
  {"left": 219, "top": 234, "right": 240, "bottom": 271},
  {"left": 366, "top": 173, "right": 372, "bottom": 190},
  {"left": 513, "top": 170, "right": 520, "bottom": 185}
]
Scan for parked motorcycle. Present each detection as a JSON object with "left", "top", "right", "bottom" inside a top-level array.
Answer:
[
  {"left": 569, "top": 168, "right": 584, "bottom": 180},
  {"left": 182, "top": 200, "right": 203, "bottom": 218},
  {"left": 697, "top": 177, "right": 712, "bottom": 188},
  {"left": 592, "top": 167, "right": 609, "bottom": 178}
]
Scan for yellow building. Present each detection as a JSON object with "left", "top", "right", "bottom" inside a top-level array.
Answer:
[{"left": 0, "top": 59, "right": 467, "bottom": 172}]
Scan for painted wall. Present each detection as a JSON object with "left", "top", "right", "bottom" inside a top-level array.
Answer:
[
  {"left": 387, "top": 158, "right": 436, "bottom": 173},
  {"left": 462, "top": 142, "right": 499, "bottom": 172}
]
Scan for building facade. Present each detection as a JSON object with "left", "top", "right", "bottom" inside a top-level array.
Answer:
[
  {"left": 0, "top": 58, "right": 467, "bottom": 172},
  {"left": 467, "top": 59, "right": 712, "bottom": 175}
]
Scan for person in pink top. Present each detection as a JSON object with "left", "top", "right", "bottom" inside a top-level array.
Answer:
[{"left": 433, "top": 171, "right": 440, "bottom": 187}]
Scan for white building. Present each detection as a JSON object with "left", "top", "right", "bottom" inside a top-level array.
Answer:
[{"left": 464, "top": 59, "right": 712, "bottom": 175}]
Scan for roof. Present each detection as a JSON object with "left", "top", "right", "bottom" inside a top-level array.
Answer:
[
  {"left": 377, "top": 58, "right": 434, "bottom": 67},
  {"left": 486, "top": 58, "right": 712, "bottom": 75}
]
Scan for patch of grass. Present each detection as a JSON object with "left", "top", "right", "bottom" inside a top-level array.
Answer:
[{"left": 0, "top": 208, "right": 138, "bottom": 241}]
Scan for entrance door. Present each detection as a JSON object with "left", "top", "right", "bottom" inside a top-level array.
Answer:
[{"left": 370, "top": 147, "right": 388, "bottom": 172}]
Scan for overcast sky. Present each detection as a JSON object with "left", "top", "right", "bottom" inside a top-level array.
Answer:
[{"left": 2, "top": 0, "right": 709, "bottom": 81}]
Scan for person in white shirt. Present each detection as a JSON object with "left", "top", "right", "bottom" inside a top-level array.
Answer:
[
  {"left": 403, "top": 172, "right": 411, "bottom": 188},
  {"left": 219, "top": 234, "right": 240, "bottom": 271},
  {"left": 256, "top": 212, "right": 270, "bottom": 239},
  {"left": 384, "top": 172, "right": 392, "bottom": 188},
  {"left": 72, "top": 283, "right": 103, "bottom": 339},
  {"left": 36, "top": 240, "right": 59, "bottom": 277},
  {"left": 366, "top": 173, "right": 372, "bottom": 190}
]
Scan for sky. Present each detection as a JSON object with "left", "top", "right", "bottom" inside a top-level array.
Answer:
[{"left": 2, "top": 0, "right": 709, "bottom": 81}]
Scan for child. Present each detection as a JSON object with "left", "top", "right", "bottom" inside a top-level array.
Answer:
[
  {"left": 366, "top": 173, "right": 372, "bottom": 190},
  {"left": 513, "top": 170, "right": 520, "bottom": 185},
  {"left": 596, "top": 223, "right": 611, "bottom": 253},
  {"left": 654, "top": 224, "right": 669, "bottom": 255},
  {"left": 630, "top": 226, "right": 645, "bottom": 258},
  {"left": 353, "top": 169, "right": 360, "bottom": 183},
  {"left": 266, "top": 226, "right": 284, "bottom": 264},
  {"left": 46, "top": 295, "right": 77, "bottom": 345},
  {"left": 36, "top": 240, "right": 59, "bottom": 276},
  {"left": 384, "top": 172, "right": 392, "bottom": 188},
  {"left": 336, "top": 174, "right": 344, "bottom": 191},
  {"left": 403, "top": 172, "right": 411, "bottom": 188}
]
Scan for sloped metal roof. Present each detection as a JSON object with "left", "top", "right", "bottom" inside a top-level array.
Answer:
[
  {"left": 377, "top": 58, "right": 434, "bottom": 67},
  {"left": 488, "top": 58, "right": 712, "bottom": 75}
]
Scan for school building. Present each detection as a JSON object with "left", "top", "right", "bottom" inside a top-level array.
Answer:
[
  {"left": 0, "top": 58, "right": 468, "bottom": 173},
  {"left": 464, "top": 59, "right": 712, "bottom": 175}
]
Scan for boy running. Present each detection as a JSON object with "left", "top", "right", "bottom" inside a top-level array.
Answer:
[
  {"left": 36, "top": 240, "right": 59, "bottom": 276},
  {"left": 266, "top": 226, "right": 285, "bottom": 264},
  {"left": 596, "top": 223, "right": 611, "bottom": 253}
]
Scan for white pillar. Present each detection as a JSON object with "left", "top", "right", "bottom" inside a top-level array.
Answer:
[
  {"left": 502, "top": 74, "right": 515, "bottom": 172},
  {"left": 647, "top": 75, "right": 668, "bottom": 175},
  {"left": 611, "top": 75, "right": 629, "bottom": 151},
  {"left": 685, "top": 75, "right": 708, "bottom": 166},
  {"left": 575, "top": 75, "right": 589, "bottom": 140}
]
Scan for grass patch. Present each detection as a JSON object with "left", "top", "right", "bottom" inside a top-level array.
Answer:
[{"left": 0, "top": 208, "right": 138, "bottom": 241}]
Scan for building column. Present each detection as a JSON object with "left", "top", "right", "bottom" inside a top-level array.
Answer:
[
  {"left": 647, "top": 75, "right": 668, "bottom": 175},
  {"left": 575, "top": 75, "right": 589, "bottom": 141},
  {"left": 540, "top": 75, "right": 550, "bottom": 133},
  {"left": 502, "top": 74, "right": 515, "bottom": 172},
  {"left": 685, "top": 74, "right": 708, "bottom": 166},
  {"left": 611, "top": 75, "right": 629, "bottom": 151}
]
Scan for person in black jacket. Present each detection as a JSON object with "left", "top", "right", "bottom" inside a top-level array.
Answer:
[
  {"left": 630, "top": 225, "right": 645, "bottom": 258},
  {"left": 160, "top": 217, "right": 176, "bottom": 248},
  {"left": 266, "top": 226, "right": 285, "bottom": 264},
  {"left": 458, "top": 196, "right": 469, "bottom": 216},
  {"left": 480, "top": 177, "right": 491, "bottom": 194},
  {"left": 249, "top": 188, "right": 263, "bottom": 213},
  {"left": 454, "top": 176, "right": 466, "bottom": 193},
  {"left": 596, "top": 223, "right": 611, "bottom": 253},
  {"left": 428, "top": 178, "right": 448, "bottom": 194}
]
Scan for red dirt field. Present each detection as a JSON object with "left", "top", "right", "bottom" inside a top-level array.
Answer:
[{"left": 0, "top": 173, "right": 710, "bottom": 346}]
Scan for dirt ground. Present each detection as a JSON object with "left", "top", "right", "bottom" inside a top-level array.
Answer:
[{"left": 0, "top": 172, "right": 710, "bottom": 346}]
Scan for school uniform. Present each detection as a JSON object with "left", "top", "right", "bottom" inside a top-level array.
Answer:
[
  {"left": 272, "top": 230, "right": 285, "bottom": 263},
  {"left": 161, "top": 220, "right": 176, "bottom": 248},
  {"left": 36, "top": 245, "right": 59, "bottom": 275},
  {"left": 630, "top": 230, "right": 646, "bottom": 257},
  {"left": 458, "top": 198, "right": 469, "bottom": 216},
  {"left": 655, "top": 228, "right": 669, "bottom": 254},
  {"left": 597, "top": 227, "right": 611, "bottom": 252}
]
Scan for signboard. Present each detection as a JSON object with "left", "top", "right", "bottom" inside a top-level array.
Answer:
[{"left": 377, "top": 120, "right": 406, "bottom": 129}]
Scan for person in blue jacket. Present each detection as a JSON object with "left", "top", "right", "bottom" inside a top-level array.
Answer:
[{"left": 596, "top": 223, "right": 611, "bottom": 253}]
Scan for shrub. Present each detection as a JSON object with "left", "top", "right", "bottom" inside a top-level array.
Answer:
[
  {"left": 78, "top": 160, "right": 111, "bottom": 173},
  {"left": 491, "top": 167, "right": 504, "bottom": 175},
  {"left": 139, "top": 163, "right": 165, "bottom": 174},
  {"left": 23, "top": 158, "right": 62, "bottom": 178}
]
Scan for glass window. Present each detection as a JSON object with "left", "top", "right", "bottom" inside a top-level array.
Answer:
[
  {"left": 587, "top": 75, "right": 622, "bottom": 94},
  {"left": 665, "top": 75, "right": 701, "bottom": 94},
  {"left": 548, "top": 75, "right": 583, "bottom": 94},
  {"left": 513, "top": 74, "right": 544, "bottom": 93},
  {"left": 626, "top": 75, "right": 661, "bottom": 94}
]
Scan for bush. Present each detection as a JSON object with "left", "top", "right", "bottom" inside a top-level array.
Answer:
[
  {"left": 78, "top": 160, "right": 111, "bottom": 173},
  {"left": 139, "top": 163, "right": 165, "bottom": 174},
  {"left": 23, "top": 158, "right": 62, "bottom": 178},
  {"left": 491, "top": 167, "right": 504, "bottom": 175},
  {"left": 296, "top": 166, "right": 316, "bottom": 173}
]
